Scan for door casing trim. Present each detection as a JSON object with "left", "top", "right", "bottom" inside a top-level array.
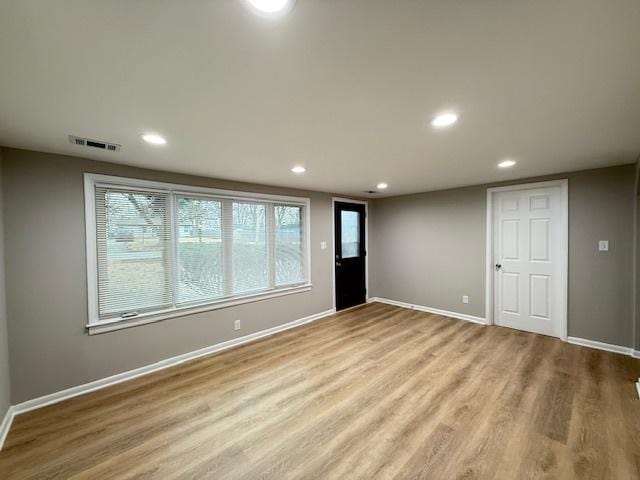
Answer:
[
  {"left": 332, "top": 197, "right": 369, "bottom": 311},
  {"left": 485, "top": 179, "right": 569, "bottom": 340}
]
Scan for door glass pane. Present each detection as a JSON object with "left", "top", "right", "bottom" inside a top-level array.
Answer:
[
  {"left": 233, "top": 202, "right": 267, "bottom": 294},
  {"left": 341, "top": 210, "right": 360, "bottom": 258},
  {"left": 176, "top": 197, "right": 223, "bottom": 305}
]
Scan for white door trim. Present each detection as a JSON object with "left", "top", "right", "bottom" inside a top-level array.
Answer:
[
  {"left": 332, "top": 197, "right": 369, "bottom": 311},
  {"left": 485, "top": 179, "right": 569, "bottom": 340}
]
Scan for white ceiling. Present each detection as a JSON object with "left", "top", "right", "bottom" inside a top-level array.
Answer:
[{"left": 1, "top": 0, "right": 639, "bottom": 197}]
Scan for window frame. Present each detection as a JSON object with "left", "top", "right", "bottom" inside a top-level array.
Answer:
[{"left": 84, "top": 173, "right": 312, "bottom": 334}]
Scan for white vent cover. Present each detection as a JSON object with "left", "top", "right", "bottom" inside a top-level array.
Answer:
[{"left": 69, "top": 135, "right": 121, "bottom": 152}]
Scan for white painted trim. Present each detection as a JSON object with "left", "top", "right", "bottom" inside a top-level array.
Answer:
[
  {"left": 370, "top": 297, "right": 486, "bottom": 325},
  {"left": 84, "top": 173, "right": 313, "bottom": 331},
  {"left": 88, "top": 284, "right": 313, "bottom": 334},
  {"left": 86, "top": 173, "right": 311, "bottom": 204},
  {"left": 567, "top": 336, "right": 634, "bottom": 356},
  {"left": 559, "top": 180, "right": 569, "bottom": 342},
  {"left": 84, "top": 173, "right": 99, "bottom": 327},
  {"left": 485, "top": 179, "right": 569, "bottom": 341},
  {"left": 0, "top": 406, "right": 16, "bottom": 452},
  {"left": 332, "top": 197, "right": 369, "bottom": 311},
  {"left": 636, "top": 381, "right": 640, "bottom": 400},
  {"left": 485, "top": 179, "right": 570, "bottom": 194},
  {"left": 633, "top": 350, "right": 640, "bottom": 359},
  {"left": 5, "top": 308, "right": 335, "bottom": 434},
  {"left": 485, "top": 188, "right": 493, "bottom": 326}
]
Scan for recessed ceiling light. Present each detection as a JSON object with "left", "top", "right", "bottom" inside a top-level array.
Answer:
[
  {"left": 140, "top": 133, "right": 167, "bottom": 145},
  {"left": 430, "top": 112, "right": 458, "bottom": 128},
  {"left": 246, "top": 0, "right": 295, "bottom": 15},
  {"left": 291, "top": 165, "right": 306, "bottom": 174},
  {"left": 498, "top": 159, "right": 517, "bottom": 168},
  {"left": 376, "top": 183, "right": 388, "bottom": 190}
]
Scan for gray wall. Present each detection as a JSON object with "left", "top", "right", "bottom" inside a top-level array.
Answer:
[
  {"left": 371, "top": 164, "right": 636, "bottom": 347},
  {"left": 0, "top": 150, "right": 11, "bottom": 420},
  {"left": 2, "top": 146, "right": 636, "bottom": 404},
  {"left": 2, "top": 148, "right": 354, "bottom": 404}
]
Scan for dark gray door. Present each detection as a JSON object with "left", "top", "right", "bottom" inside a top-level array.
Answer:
[{"left": 334, "top": 202, "right": 366, "bottom": 311}]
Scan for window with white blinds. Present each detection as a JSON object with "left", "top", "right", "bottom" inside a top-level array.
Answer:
[{"left": 85, "top": 174, "right": 311, "bottom": 329}]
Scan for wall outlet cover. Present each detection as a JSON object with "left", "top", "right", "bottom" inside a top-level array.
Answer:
[
  {"left": 234, "top": 320, "right": 241, "bottom": 331},
  {"left": 598, "top": 240, "right": 609, "bottom": 251},
  {"left": 462, "top": 295, "right": 469, "bottom": 304}
]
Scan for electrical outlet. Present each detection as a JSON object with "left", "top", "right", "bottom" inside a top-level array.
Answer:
[
  {"left": 598, "top": 240, "right": 609, "bottom": 252},
  {"left": 234, "top": 320, "right": 241, "bottom": 331},
  {"left": 462, "top": 295, "right": 469, "bottom": 304},
  {"left": 320, "top": 241, "right": 327, "bottom": 250}
]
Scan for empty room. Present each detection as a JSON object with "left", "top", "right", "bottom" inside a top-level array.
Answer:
[{"left": 0, "top": 0, "right": 639, "bottom": 478}]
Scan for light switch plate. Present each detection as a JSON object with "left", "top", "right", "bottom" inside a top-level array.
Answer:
[
  {"left": 599, "top": 240, "right": 609, "bottom": 251},
  {"left": 320, "top": 241, "right": 327, "bottom": 250},
  {"left": 462, "top": 295, "right": 469, "bottom": 304}
]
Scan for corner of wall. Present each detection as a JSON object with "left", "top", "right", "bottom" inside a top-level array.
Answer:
[
  {"left": 0, "top": 147, "right": 12, "bottom": 434},
  {"left": 634, "top": 159, "right": 640, "bottom": 351}
]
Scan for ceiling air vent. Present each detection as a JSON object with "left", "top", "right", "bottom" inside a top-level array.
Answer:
[
  {"left": 363, "top": 190, "right": 378, "bottom": 194},
  {"left": 69, "top": 135, "right": 121, "bottom": 152}
]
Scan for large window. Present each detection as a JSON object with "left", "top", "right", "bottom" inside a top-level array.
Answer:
[{"left": 85, "top": 174, "right": 310, "bottom": 332}]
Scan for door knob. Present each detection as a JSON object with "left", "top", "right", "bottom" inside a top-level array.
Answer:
[
  {"left": 495, "top": 264, "right": 502, "bottom": 270},
  {"left": 336, "top": 262, "right": 342, "bottom": 267}
]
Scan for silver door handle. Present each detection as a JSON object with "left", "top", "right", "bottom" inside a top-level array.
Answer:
[{"left": 336, "top": 262, "right": 342, "bottom": 267}]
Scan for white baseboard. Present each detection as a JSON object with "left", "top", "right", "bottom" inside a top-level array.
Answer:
[
  {"left": 369, "top": 297, "right": 486, "bottom": 325},
  {"left": 0, "top": 308, "right": 335, "bottom": 450},
  {"left": 371, "top": 299, "right": 640, "bottom": 361},
  {"left": 567, "top": 337, "right": 635, "bottom": 356},
  {"left": 0, "top": 406, "right": 16, "bottom": 452},
  {"left": 637, "top": 381, "right": 640, "bottom": 400}
]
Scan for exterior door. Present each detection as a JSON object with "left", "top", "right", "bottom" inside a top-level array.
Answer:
[
  {"left": 334, "top": 201, "right": 366, "bottom": 311},
  {"left": 493, "top": 184, "right": 565, "bottom": 338}
]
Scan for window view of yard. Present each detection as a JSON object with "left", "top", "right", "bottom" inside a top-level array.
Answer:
[
  {"left": 275, "top": 205, "right": 304, "bottom": 285},
  {"left": 233, "top": 202, "right": 267, "bottom": 293},
  {"left": 97, "top": 189, "right": 306, "bottom": 319},
  {"left": 177, "top": 197, "right": 223, "bottom": 304}
]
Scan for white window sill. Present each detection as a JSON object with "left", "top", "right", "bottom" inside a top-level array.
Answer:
[{"left": 87, "top": 284, "right": 313, "bottom": 335}]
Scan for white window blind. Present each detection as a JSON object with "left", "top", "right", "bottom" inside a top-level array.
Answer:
[
  {"left": 87, "top": 175, "right": 310, "bottom": 328},
  {"left": 95, "top": 187, "right": 173, "bottom": 318}
]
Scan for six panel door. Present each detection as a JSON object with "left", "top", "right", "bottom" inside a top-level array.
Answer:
[{"left": 493, "top": 186, "right": 563, "bottom": 338}]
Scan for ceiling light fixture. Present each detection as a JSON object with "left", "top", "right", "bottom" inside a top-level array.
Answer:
[
  {"left": 140, "top": 133, "right": 167, "bottom": 145},
  {"left": 291, "top": 165, "right": 306, "bottom": 174},
  {"left": 376, "top": 183, "right": 388, "bottom": 190},
  {"left": 245, "top": 0, "right": 295, "bottom": 16},
  {"left": 430, "top": 112, "right": 458, "bottom": 128},
  {"left": 498, "top": 159, "right": 517, "bottom": 168}
]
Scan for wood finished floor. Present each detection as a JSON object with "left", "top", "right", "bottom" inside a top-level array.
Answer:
[{"left": 1, "top": 302, "right": 640, "bottom": 479}]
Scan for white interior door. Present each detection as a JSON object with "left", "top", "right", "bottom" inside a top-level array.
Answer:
[{"left": 492, "top": 184, "right": 566, "bottom": 338}]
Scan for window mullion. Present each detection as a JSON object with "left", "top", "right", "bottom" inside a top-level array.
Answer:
[
  {"left": 222, "top": 198, "right": 234, "bottom": 297},
  {"left": 168, "top": 193, "right": 179, "bottom": 309},
  {"left": 301, "top": 205, "right": 309, "bottom": 284},
  {"left": 267, "top": 204, "right": 276, "bottom": 289}
]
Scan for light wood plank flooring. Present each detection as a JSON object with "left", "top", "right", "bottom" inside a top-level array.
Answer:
[{"left": 1, "top": 302, "right": 639, "bottom": 479}]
